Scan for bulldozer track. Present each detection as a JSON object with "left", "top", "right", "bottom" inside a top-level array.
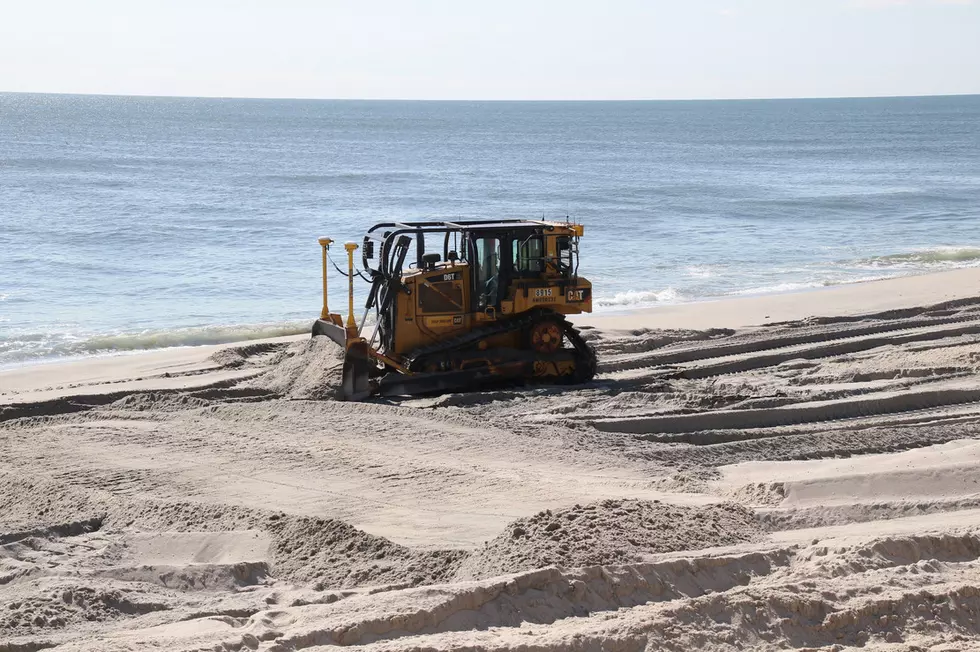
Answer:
[
  {"left": 597, "top": 312, "right": 977, "bottom": 373},
  {"left": 667, "top": 322, "right": 980, "bottom": 380},
  {"left": 589, "top": 310, "right": 980, "bottom": 437},
  {"left": 598, "top": 315, "right": 980, "bottom": 381},
  {"left": 406, "top": 308, "right": 597, "bottom": 384},
  {"left": 592, "top": 383, "right": 980, "bottom": 436}
]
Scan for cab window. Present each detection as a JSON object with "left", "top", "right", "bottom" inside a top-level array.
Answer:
[{"left": 513, "top": 235, "right": 543, "bottom": 275}]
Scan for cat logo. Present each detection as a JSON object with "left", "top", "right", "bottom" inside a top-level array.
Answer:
[
  {"left": 567, "top": 289, "right": 586, "bottom": 302},
  {"left": 453, "top": 315, "right": 463, "bottom": 325}
]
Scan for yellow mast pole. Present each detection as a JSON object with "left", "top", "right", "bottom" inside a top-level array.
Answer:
[
  {"left": 344, "top": 242, "right": 359, "bottom": 334},
  {"left": 317, "top": 238, "right": 333, "bottom": 319}
]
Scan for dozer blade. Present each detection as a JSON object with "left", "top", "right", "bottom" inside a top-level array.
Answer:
[
  {"left": 312, "top": 318, "right": 348, "bottom": 348},
  {"left": 312, "top": 319, "right": 374, "bottom": 401},
  {"left": 341, "top": 339, "right": 373, "bottom": 401}
]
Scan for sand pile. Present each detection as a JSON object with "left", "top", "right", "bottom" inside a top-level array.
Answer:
[
  {"left": 105, "top": 391, "right": 212, "bottom": 412},
  {"left": 0, "top": 473, "right": 465, "bottom": 591},
  {"left": 243, "top": 337, "right": 344, "bottom": 399},
  {"left": 268, "top": 514, "right": 467, "bottom": 589},
  {"left": 455, "top": 499, "right": 763, "bottom": 580}
]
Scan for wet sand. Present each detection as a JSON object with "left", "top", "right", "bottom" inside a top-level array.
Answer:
[{"left": 3, "top": 268, "right": 980, "bottom": 651}]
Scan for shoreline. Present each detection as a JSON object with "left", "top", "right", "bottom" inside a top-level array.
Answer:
[
  {"left": 580, "top": 266, "right": 980, "bottom": 330},
  {"left": 4, "top": 266, "right": 980, "bottom": 404},
  {"left": 4, "top": 266, "right": 980, "bottom": 373}
]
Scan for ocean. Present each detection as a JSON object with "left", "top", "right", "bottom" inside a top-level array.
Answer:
[{"left": 2, "top": 93, "right": 979, "bottom": 368}]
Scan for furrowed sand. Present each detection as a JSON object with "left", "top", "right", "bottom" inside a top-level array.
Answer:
[{"left": 4, "top": 268, "right": 980, "bottom": 651}]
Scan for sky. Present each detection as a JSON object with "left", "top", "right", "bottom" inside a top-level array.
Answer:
[{"left": 1, "top": 0, "right": 978, "bottom": 101}]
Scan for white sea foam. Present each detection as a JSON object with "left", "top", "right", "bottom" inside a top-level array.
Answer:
[
  {"left": 0, "top": 322, "right": 310, "bottom": 368},
  {"left": 685, "top": 265, "right": 715, "bottom": 278},
  {"left": 724, "top": 273, "right": 907, "bottom": 298},
  {"left": 78, "top": 323, "right": 310, "bottom": 352},
  {"left": 846, "top": 247, "right": 980, "bottom": 270},
  {"left": 595, "top": 288, "right": 683, "bottom": 309},
  {"left": 725, "top": 281, "right": 826, "bottom": 297}
]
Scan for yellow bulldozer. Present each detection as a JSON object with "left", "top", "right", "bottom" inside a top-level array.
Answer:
[{"left": 313, "top": 220, "right": 597, "bottom": 400}]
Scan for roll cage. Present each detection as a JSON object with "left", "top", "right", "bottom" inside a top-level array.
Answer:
[{"left": 359, "top": 220, "right": 582, "bottom": 352}]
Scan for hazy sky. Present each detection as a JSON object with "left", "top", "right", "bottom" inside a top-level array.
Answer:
[{"left": 2, "top": 0, "right": 978, "bottom": 100}]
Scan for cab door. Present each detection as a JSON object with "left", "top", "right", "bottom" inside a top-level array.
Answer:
[
  {"left": 415, "top": 265, "right": 469, "bottom": 341},
  {"left": 471, "top": 234, "right": 503, "bottom": 312}
]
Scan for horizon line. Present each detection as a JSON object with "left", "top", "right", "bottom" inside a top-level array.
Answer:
[{"left": 2, "top": 90, "right": 980, "bottom": 103}]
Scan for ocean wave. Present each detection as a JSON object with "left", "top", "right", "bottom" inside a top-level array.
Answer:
[
  {"left": 847, "top": 247, "right": 980, "bottom": 269},
  {"left": 725, "top": 281, "right": 827, "bottom": 296},
  {"left": 79, "top": 323, "right": 311, "bottom": 352},
  {"left": 258, "top": 171, "right": 423, "bottom": 184},
  {"left": 595, "top": 288, "right": 682, "bottom": 308},
  {"left": 685, "top": 264, "right": 715, "bottom": 278},
  {"left": 725, "top": 273, "right": 910, "bottom": 298},
  {"left": 0, "top": 321, "right": 310, "bottom": 367}
]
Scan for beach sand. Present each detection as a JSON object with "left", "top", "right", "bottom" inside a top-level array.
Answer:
[{"left": 3, "top": 268, "right": 980, "bottom": 651}]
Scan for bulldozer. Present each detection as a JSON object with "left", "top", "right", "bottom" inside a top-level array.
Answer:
[{"left": 313, "top": 220, "right": 597, "bottom": 400}]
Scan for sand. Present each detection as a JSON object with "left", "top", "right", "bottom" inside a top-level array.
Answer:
[
  {"left": 3, "top": 267, "right": 980, "bottom": 651},
  {"left": 454, "top": 499, "right": 764, "bottom": 581}
]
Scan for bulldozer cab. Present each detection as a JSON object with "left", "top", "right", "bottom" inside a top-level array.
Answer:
[
  {"left": 358, "top": 220, "right": 591, "bottom": 352},
  {"left": 468, "top": 230, "right": 553, "bottom": 310}
]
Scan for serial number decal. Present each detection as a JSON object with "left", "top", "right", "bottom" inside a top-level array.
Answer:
[{"left": 533, "top": 288, "right": 553, "bottom": 298}]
